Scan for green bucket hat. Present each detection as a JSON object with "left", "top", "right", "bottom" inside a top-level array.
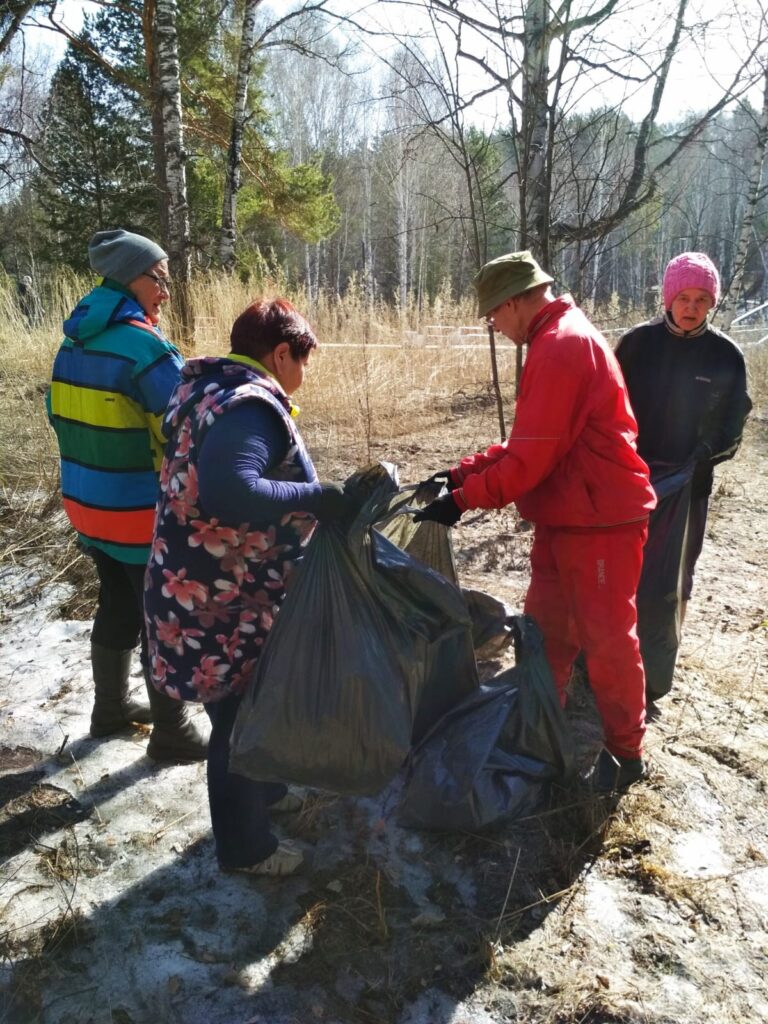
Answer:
[{"left": 473, "top": 250, "right": 554, "bottom": 317}]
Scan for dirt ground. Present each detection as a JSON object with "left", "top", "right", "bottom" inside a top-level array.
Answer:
[{"left": 1, "top": 412, "right": 766, "bottom": 1024}]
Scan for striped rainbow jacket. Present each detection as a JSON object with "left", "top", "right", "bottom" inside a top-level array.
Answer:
[{"left": 46, "top": 280, "right": 183, "bottom": 564}]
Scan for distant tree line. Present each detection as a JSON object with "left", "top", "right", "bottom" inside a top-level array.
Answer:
[{"left": 1, "top": 0, "right": 767, "bottom": 322}]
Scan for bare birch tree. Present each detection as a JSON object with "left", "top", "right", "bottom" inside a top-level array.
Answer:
[
  {"left": 142, "top": 0, "right": 192, "bottom": 340},
  {"left": 146, "top": 0, "right": 190, "bottom": 280},
  {"left": 380, "top": 0, "right": 766, "bottom": 269},
  {"left": 719, "top": 66, "right": 768, "bottom": 329},
  {"left": 220, "top": 0, "right": 259, "bottom": 273},
  {"left": 0, "top": 1, "right": 38, "bottom": 56}
]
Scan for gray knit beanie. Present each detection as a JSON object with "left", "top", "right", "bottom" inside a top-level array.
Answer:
[{"left": 88, "top": 229, "right": 168, "bottom": 286}]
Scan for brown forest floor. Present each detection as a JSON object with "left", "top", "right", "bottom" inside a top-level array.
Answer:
[{"left": 0, "top": 409, "right": 766, "bottom": 1024}]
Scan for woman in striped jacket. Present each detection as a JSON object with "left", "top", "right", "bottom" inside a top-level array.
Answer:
[{"left": 47, "top": 228, "right": 207, "bottom": 762}]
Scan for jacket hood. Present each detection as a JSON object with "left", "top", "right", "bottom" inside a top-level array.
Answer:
[
  {"left": 166, "top": 356, "right": 292, "bottom": 435},
  {"left": 178, "top": 355, "right": 288, "bottom": 396},
  {"left": 63, "top": 282, "right": 159, "bottom": 342}
]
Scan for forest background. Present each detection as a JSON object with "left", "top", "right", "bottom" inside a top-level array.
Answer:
[
  {"left": 1, "top": 0, "right": 768, "bottom": 345},
  {"left": 2, "top": 9, "right": 768, "bottom": 1022}
]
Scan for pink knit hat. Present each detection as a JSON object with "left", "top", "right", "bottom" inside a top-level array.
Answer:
[{"left": 662, "top": 252, "right": 720, "bottom": 309}]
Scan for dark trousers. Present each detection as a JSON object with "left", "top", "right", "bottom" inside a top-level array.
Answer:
[
  {"left": 681, "top": 495, "right": 708, "bottom": 601},
  {"left": 204, "top": 694, "right": 285, "bottom": 869},
  {"left": 89, "top": 548, "right": 147, "bottom": 664}
]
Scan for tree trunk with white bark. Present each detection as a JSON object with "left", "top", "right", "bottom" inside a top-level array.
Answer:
[
  {"left": 219, "top": 0, "right": 260, "bottom": 273},
  {"left": 144, "top": 0, "right": 192, "bottom": 341}
]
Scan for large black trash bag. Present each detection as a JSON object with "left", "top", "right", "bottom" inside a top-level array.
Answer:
[
  {"left": 366, "top": 483, "right": 478, "bottom": 741},
  {"left": 637, "top": 461, "right": 695, "bottom": 700},
  {"left": 229, "top": 464, "right": 478, "bottom": 795},
  {"left": 377, "top": 487, "right": 459, "bottom": 585},
  {"left": 398, "top": 615, "right": 575, "bottom": 832},
  {"left": 377, "top": 489, "right": 512, "bottom": 660},
  {"left": 461, "top": 588, "right": 514, "bottom": 659}
]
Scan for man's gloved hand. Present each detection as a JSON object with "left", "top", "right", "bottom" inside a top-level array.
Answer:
[
  {"left": 412, "top": 492, "right": 463, "bottom": 527},
  {"left": 415, "top": 469, "right": 456, "bottom": 505},
  {"left": 314, "top": 483, "right": 356, "bottom": 523},
  {"left": 418, "top": 469, "right": 456, "bottom": 492}
]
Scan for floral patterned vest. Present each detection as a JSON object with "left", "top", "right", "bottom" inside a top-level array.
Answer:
[{"left": 144, "top": 357, "right": 317, "bottom": 702}]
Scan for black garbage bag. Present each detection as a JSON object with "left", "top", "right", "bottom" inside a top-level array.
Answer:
[
  {"left": 461, "top": 588, "right": 514, "bottom": 659},
  {"left": 377, "top": 491, "right": 459, "bottom": 585},
  {"left": 637, "top": 461, "right": 695, "bottom": 700},
  {"left": 365, "top": 483, "right": 478, "bottom": 741},
  {"left": 398, "top": 615, "right": 575, "bottom": 831},
  {"left": 377, "top": 490, "right": 512, "bottom": 660},
  {"left": 229, "top": 464, "right": 478, "bottom": 795}
]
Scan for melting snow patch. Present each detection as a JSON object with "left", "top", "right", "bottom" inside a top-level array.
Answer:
[
  {"left": 670, "top": 830, "right": 731, "bottom": 878},
  {"left": 734, "top": 865, "right": 768, "bottom": 915},
  {"left": 657, "top": 974, "right": 702, "bottom": 1014},
  {"left": 681, "top": 782, "right": 723, "bottom": 822},
  {"left": 399, "top": 988, "right": 498, "bottom": 1024},
  {"left": 582, "top": 875, "right": 630, "bottom": 938}
]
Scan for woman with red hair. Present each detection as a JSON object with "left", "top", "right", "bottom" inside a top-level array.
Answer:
[{"left": 144, "top": 299, "right": 352, "bottom": 877}]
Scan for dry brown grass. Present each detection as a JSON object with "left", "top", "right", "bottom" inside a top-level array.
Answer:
[
  {"left": 1, "top": 270, "right": 765, "bottom": 618},
  {"left": 744, "top": 339, "right": 768, "bottom": 414},
  {"left": 0, "top": 270, "right": 502, "bottom": 484}
]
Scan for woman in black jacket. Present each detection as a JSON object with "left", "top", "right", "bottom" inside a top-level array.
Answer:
[{"left": 616, "top": 252, "right": 752, "bottom": 703}]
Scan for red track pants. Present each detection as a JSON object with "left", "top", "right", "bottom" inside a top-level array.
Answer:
[{"left": 524, "top": 520, "right": 648, "bottom": 759}]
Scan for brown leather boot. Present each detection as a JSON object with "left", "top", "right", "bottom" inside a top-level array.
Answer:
[
  {"left": 145, "top": 682, "right": 208, "bottom": 763},
  {"left": 90, "top": 643, "right": 153, "bottom": 738}
]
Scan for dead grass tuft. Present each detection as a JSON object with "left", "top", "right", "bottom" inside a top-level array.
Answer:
[
  {"left": 0, "top": 906, "right": 91, "bottom": 994},
  {"left": 36, "top": 833, "right": 80, "bottom": 884},
  {"left": 551, "top": 1001, "right": 642, "bottom": 1024},
  {"left": 0, "top": 913, "right": 91, "bottom": 1024}
]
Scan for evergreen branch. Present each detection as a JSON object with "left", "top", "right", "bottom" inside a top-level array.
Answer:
[{"left": 36, "top": 6, "right": 146, "bottom": 95}]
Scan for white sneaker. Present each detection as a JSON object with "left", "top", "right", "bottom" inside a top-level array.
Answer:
[
  {"left": 270, "top": 791, "right": 304, "bottom": 814},
  {"left": 236, "top": 840, "right": 305, "bottom": 877}
]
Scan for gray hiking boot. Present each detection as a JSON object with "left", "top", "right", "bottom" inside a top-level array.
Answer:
[
  {"left": 145, "top": 683, "right": 208, "bottom": 763},
  {"left": 90, "top": 643, "right": 152, "bottom": 738}
]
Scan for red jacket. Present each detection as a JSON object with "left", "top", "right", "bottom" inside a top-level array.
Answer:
[{"left": 452, "top": 296, "right": 656, "bottom": 528}]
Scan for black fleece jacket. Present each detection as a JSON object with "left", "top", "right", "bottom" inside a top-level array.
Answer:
[{"left": 615, "top": 317, "right": 752, "bottom": 496}]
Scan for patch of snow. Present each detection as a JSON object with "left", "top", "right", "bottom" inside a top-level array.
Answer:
[
  {"left": 399, "top": 988, "right": 501, "bottom": 1024},
  {"left": 670, "top": 831, "right": 731, "bottom": 878},
  {"left": 581, "top": 874, "right": 632, "bottom": 938},
  {"left": 681, "top": 781, "right": 724, "bottom": 822},
  {"left": 657, "top": 975, "right": 703, "bottom": 1013},
  {"left": 734, "top": 865, "right": 768, "bottom": 917}
]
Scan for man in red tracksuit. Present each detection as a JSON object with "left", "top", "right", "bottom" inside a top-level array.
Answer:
[{"left": 415, "top": 251, "right": 657, "bottom": 791}]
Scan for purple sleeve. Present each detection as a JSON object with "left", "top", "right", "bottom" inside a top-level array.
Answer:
[{"left": 197, "top": 401, "right": 322, "bottom": 523}]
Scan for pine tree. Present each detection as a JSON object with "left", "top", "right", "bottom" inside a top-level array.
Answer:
[{"left": 34, "top": 12, "right": 157, "bottom": 268}]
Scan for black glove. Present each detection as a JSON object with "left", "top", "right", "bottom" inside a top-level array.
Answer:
[
  {"left": 313, "top": 483, "right": 356, "bottom": 523},
  {"left": 412, "top": 492, "right": 463, "bottom": 527},
  {"left": 415, "top": 468, "right": 456, "bottom": 504},
  {"left": 419, "top": 469, "right": 456, "bottom": 491}
]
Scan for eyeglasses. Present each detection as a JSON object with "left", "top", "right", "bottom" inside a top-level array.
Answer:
[{"left": 142, "top": 272, "right": 172, "bottom": 292}]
